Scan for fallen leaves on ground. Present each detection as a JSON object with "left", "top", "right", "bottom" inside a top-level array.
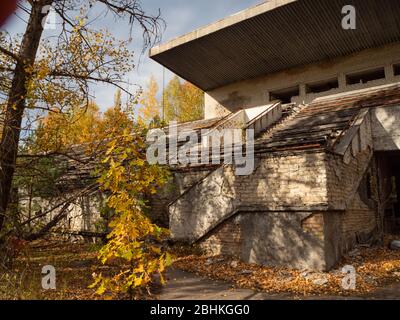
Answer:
[
  {"left": 0, "top": 239, "right": 102, "bottom": 300},
  {"left": 3, "top": 238, "right": 400, "bottom": 299},
  {"left": 0, "top": 239, "right": 132, "bottom": 300},
  {"left": 173, "top": 243, "right": 400, "bottom": 297}
]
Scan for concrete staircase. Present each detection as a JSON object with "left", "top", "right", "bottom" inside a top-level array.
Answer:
[{"left": 168, "top": 102, "right": 284, "bottom": 243}]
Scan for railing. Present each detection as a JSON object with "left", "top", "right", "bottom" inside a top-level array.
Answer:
[
  {"left": 201, "top": 102, "right": 283, "bottom": 147},
  {"left": 245, "top": 101, "right": 282, "bottom": 136}
]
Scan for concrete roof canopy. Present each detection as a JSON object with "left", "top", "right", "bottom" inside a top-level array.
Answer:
[{"left": 150, "top": 0, "right": 400, "bottom": 91}]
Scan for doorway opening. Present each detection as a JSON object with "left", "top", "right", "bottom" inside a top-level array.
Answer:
[{"left": 376, "top": 151, "right": 400, "bottom": 234}]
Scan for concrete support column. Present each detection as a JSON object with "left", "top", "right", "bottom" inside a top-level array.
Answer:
[
  {"left": 338, "top": 73, "right": 347, "bottom": 89},
  {"left": 265, "top": 91, "right": 271, "bottom": 103},
  {"left": 299, "top": 84, "right": 307, "bottom": 103},
  {"left": 385, "top": 64, "right": 395, "bottom": 81}
]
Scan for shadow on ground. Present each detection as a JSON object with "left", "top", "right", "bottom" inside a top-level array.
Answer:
[{"left": 159, "top": 268, "right": 400, "bottom": 300}]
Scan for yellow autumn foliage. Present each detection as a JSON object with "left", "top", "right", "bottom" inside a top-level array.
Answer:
[{"left": 90, "top": 124, "right": 171, "bottom": 298}]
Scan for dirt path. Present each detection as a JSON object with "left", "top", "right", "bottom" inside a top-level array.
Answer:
[
  {"left": 160, "top": 268, "right": 400, "bottom": 300},
  {"left": 160, "top": 269, "right": 287, "bottom": 300}
]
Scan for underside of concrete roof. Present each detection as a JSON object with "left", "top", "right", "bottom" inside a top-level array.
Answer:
[{"left": 150, "top": 0, "right": 400, "bottom": 91}]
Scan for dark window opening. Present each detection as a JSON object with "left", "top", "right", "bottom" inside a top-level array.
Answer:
[
  {"left": 346, "top": 67, "right": 385, "bottom": 85},
  {"left": 394, "top": 64, "right": 400, "bottom": 77},
  {"left": 391, "top": 176, "right": 398, "bottom": 201},
  {"left": 366, "top": 173, "right": 372, "bottom": 200},
  {"left": 394, "top": 176, "right": 400, "bottom": 219},
  {"left": 306, "top": 78, "right": 339, "bottom": 94},
  {"left": 269, "top": 86, "right": 299, "bottom": 104}
]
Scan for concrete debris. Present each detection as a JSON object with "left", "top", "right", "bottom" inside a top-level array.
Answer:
[
  {"left": 364, "top": 276, "right": 378, "bottom": 286},
  {"left": 205, "top": 257, "right": 224, "bottom": 266},
  {"left": 240, "top": 270, "right": 253, "bottom": 275},
  {"left": 348, "top": 249, "right": 361, "bottom": 257},
  {"left": 205, "top": 258, "right": 214, "bottom": 266},
  {"left": 312, "top": 278, "right": 329, "bottom": 286},
  {"left": 301, "top": 272, "right": 329, "bottom": 286},
  {"left": 390, "top": 240, "right": 400, "bottom": 251}
]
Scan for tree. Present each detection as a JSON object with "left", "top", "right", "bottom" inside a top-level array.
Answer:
[
  {"left": 9, "top": 92, "right": 137, "bottom": 242},
  {"left": 138, "top": 75, "right": 161, "bottom": 122},
  {"left": 114, "top": 89, "right": 122, "bottom": 110},
  {"left": 163, "top": 76, "right": 204, "bottom": 123},
  {"left": 138, "top": 75, "right": 204, "bottom": 124},
  {"left": 100, "top": 90, "right": 134, "bottom": 137},
  {"left": 163, "top": 76, "right": 180, "bottom": 122},
  {"left": 34, "top": 102, "right": 103, "bottom": 153},
  {"left": 0, "top": 0, "right": 164, "bottom": 234},
  {"left": 179, "top": 80, "right": 205, "bottom": 122},
  {"left": 90, "top": 124, "right": 171, "bottom": 298},
  {"left": 33, "top": 88, "right": 135, "bottom": 153}
]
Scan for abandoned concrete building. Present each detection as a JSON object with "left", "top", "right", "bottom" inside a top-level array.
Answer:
[
  {"left": 21, "top": 0, "right": 400, "bottom": 271},
  {"left": 147, "top": 0, "right": 400, "bottom": 271}
]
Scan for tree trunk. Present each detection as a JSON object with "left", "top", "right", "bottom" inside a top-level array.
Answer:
[
  {"left": 0, "top": 1, "right": 53, "bottom": 233},
  {"left": 24, "top": 202, "right": 70, "bottom": 241}
]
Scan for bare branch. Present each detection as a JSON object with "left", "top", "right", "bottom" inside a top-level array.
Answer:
[
  {"left": 0, "top": 46, "right": 20, "bottom": 63},
  {"left": 95, "top": 0, "right": 165, "bottom": 50}
]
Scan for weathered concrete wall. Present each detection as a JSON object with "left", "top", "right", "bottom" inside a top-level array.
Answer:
[
  {"left": 19, "top": 167, "right": 214, "bottom": 238},
  {"left": 17, "top": 167, "right": 215, "bottom": 237},
  {"left": 149, "top": 167, "right": 215, "bottom": 227},
  {"left": 205, "top": 43, "right": 400, "bottom": 118},
  {"left": 237, "top": 152, "right": 328, "bottom": 209},
  {"left": 169, "top": 165, "right": 238, "bottom": 242},
  {"left": 19, "top": 191, "right": 105, "bottom": 237},
  {"left": 322, "top": 211, "right": 343, "bottom": 270},
  {"left": 201, "top": 211, "right": 326, "bottom": 271},
  {"left": 168, "top": 151, "right": 345, "bottom": 270},
  {"left": 325, "top": 144, "right": 379, "bottom": 259},
  {"left": 196, "top": 147, "right": 380, "bottom": 271},
  {"left": 65, "top": 194, "right": 104, "bottom": 232},
  {"left": 325, "top": 150, "right": 374, "bottom": 210},
  {"left": 168, "top": 116, "right": 383, "bottom": 270},
  {"left": 169, "top": 151, "right": 329, "bottom": 244},
  {"left": 371, "top": 105, "right": 400, "bottom": 151}
]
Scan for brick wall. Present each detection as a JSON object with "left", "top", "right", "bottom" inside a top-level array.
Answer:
[
  {"left": 169, "top": 150, "right": 330, "bottom": 243},
  {"left": 200, "top": 211, "right": 326, "bottom": 270},
  {"left": 19, "top": 191, "right": 105, "bottom": 238},
  {"left": 167, "top": 141, "right": 380, "bottom": 270},
  {"left": 301, "top": 213, "right": 324, "bottom": 241},
  {"left": 200, "top": 216, "right": 242, "bottom": 257},
  {"left": 325, "top": 147, "right": 379, "bottom": 254},
  {"left": 236, "top": 151, "right": 328, "bottom": 209},
  {"left": 341, "top": 180, "right": 378, "bottom": 250}
]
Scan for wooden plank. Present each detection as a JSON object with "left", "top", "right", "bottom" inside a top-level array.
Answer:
[
  {"left": 268, "top": 131, "right": 331, "bottom": 144},
  {"left": 273, "top": 122, "right": 348, "bottom": 136},
  {"left": 256, "top": 136, "right": 326, "bottom": 149},
  {"left": 333, "top": 108, "right": 370, "bottom": 155},
  {"left": 278, "top": 115, "right": 353, "bottom": 129}
]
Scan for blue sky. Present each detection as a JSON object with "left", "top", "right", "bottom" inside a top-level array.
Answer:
[{"left": 4, "top": 0, "right": 262, "bottom": 110}]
